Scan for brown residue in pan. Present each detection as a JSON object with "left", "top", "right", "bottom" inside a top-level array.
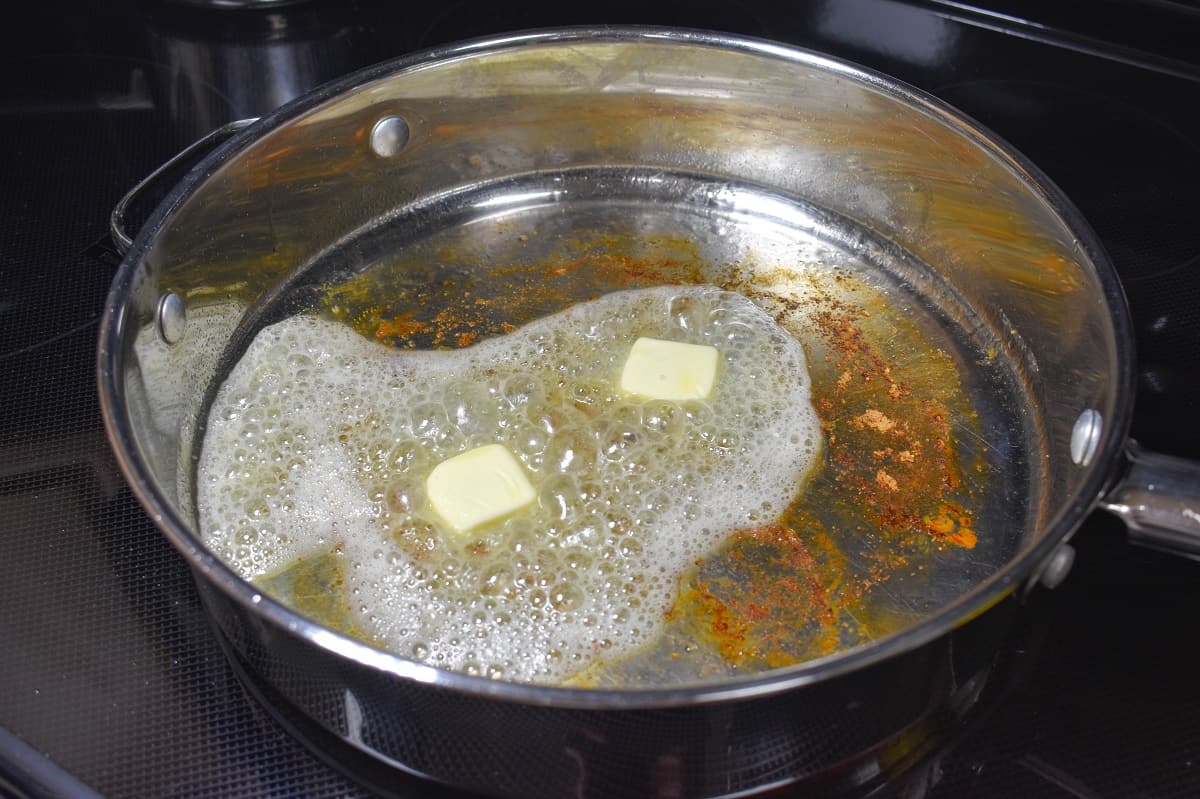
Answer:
[
  {"left": 669, "top": 520, "right": 854, "bottom": 670},
  {"left": 662, "top": 269, "right": 987, "bottom": 669},
  {"left": 325, "top": 232, "right": 717, "bottom": 350}
]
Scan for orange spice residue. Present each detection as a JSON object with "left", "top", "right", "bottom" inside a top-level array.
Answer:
[
  {"left": 855, "top": 409, "right": 897, "bottom": 433},
  {"left": 327, "top": 232, "right": 716, "bottom": 350},
  {"left": 677, "top": 572, "right": 752, "bottom": 663},
  {"left": 921, "top": 502, "right": 978, "bottom": 549},
  {"left": 785, "top": 283, "right": 979, "bottom": 551},
  {"left": 375, "top": 314, "right": 428, "bottom": 341},
  {"left": 670, "top": 522, "right": 856, "bottom": 670}
]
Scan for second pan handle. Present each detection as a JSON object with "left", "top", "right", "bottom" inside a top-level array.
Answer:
[{"left": 110, "top": 118, "right": 258, "bottom": 255}]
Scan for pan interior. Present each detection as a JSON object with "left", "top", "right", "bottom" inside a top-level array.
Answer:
[{"left": 190, "top": 167, "right": 1039, "bottom": 688}]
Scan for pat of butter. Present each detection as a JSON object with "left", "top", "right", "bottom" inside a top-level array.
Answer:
[
  {"left": 620, "top": 337, "right": 720, "bottom": 401},
  {"left": 426, "top": 444, "right": 536, "bottom": 534}
]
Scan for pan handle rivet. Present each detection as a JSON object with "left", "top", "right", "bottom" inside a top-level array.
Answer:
[
  {"left": 370, "top": 115, "right": 410, "bottom": 158},
  {"left": 157, "top": 292, "right": 186, "bottom": 345},
  {"left": 1070, "top": 409, "right": 1102, "bottom": 467},
  {"left": 1039, "top": 543, "right": 1076, "bottom": 590}
]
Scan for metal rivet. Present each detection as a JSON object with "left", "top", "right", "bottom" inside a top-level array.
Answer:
[
  {"left": 157, "top": 292, "right": 186, "bottom": 345},
  {"left": 370, "top": 115, "right": 410, "bottom": 158},
  {"left": 1069, "top": 409, "right": 1102, "bottom": 467},
  {"left": 1038, "top": 543, "right": 1076, "bottom": 590}
]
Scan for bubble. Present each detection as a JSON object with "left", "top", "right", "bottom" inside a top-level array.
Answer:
[
  {"left": 618, "top": 537, "right": 643, "bottom": 557},
  {"left": 502, "top": 373, "right": 543, "bottom": 407},
  {"left": 514, "top": 425, "right": 551, "bottom": 459},
  {"left": 569, "top": 382, "right": 602, "bottom": 408},
  {"left": 410, "top": 401, "right": 445, "bottom": 439},
  {"left": 387, "top": 484, "right": 419, "bottom": 514},
  {"left": 479, "top": 565, "right": 513, "bottom": 598},
  {"left": 550, "top": 583, "right": 583, "bottom": 612},
  {"left": 545, "top": 429, "right": 596, "bottom": 474},
  {"left": 561, "top": 548, "right": 592, "bottom": 572},
  {"left": 529, "top": 410, "right": 558, "bottom": 435},
  {"left": 539, "top": 474, "right": 579, "bottom": 522},
  {"left": 246, "top": 498, "right": 270, "bottom": 519},
  {"left": 668, "top": 294, "right": 704, "bottom": 332},
  {"left": 600, "top": 423, "right": 639, "bottom": 463},
  {"left": 642, "top": 401, "right": 682, "bottom": 436}
]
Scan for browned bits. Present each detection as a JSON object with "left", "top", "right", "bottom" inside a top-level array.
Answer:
[
  {"left": 375, "top": 314, "right": 427, "bottom": 340},
  {"left": 665, "top": 268, "right": 985, "bottom": 670},
  {"left": 325, "top": 233, "right": 717, "bottom": 350},
  {"left": 671, "top": 523, "right": 830, "bottom": 668},
  {"left": 799, "top": 288, "right": 975, "bottom": 550},
  {"left": 921, "top": 502, "right": 978, "bottom": 549},
  {"left": 256, "top": 550, "right": 375, "bottom": 646},
  {"left": 856, "top": 409, "right": 897, "bottom": 433}
]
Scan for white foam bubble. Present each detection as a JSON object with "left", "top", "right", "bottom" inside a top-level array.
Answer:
[{"left": 198, "top": 285, "right": 821, "bottom": 683}]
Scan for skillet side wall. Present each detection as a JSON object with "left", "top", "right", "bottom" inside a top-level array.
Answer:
[{"left": 199, "top": 575, "right": 1018, "bottom": 797}]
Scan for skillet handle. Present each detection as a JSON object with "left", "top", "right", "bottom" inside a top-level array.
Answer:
[
  {"left": 1100, "top": 442, "right": 1200, "bottom": 560},
  {"left": 110, "top": 118, "right": 258, "bottom": 256}
]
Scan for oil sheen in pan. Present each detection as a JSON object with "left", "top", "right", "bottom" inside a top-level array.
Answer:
[{"left": 194, "top": 167, "right": 1037, "bottom": 688}]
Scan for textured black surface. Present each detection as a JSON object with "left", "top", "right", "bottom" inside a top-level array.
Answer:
[{"left": 1, "top": 1, "right": 1199, "bottom": 797}]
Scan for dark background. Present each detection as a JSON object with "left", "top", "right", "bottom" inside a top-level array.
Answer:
[{"left": 1, "top": 1, "right": 1198, "bottom": 796}]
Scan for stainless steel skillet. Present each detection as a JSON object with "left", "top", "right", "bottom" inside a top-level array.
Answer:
[{"left": 98, "top": 28, "right": 1200, "bottom": 798}]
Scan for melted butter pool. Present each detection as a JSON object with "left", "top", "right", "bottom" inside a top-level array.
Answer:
[{"left": 198, "top": 285, "right": 821, "bottom": 684}]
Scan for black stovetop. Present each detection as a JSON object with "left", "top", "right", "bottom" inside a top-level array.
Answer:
[{"left": 2, "top": 1, "right": 1199, "bottom": 797}]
